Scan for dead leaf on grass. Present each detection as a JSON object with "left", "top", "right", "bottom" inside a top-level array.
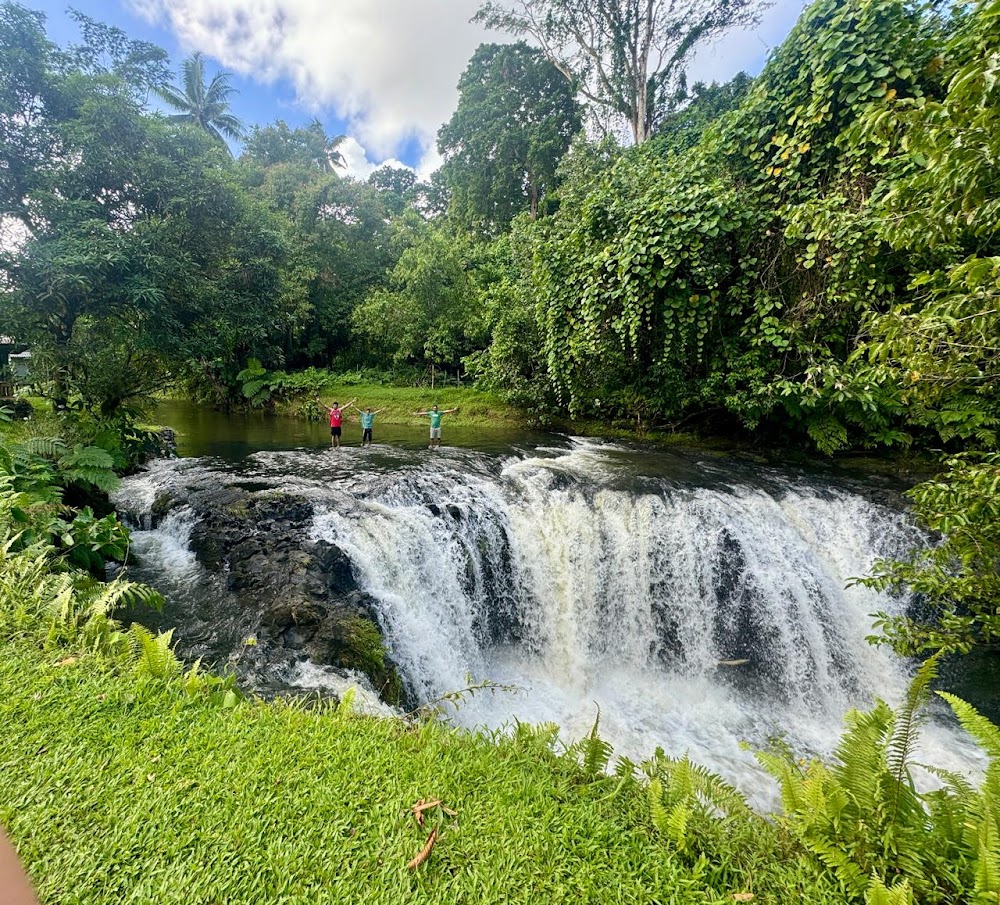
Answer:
[{"left": 407, "top": 828, "right": 437, "bottom": 870}]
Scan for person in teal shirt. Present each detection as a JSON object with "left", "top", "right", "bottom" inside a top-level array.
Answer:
[
  {"left": 413, "top": 404, "right": 459, "bottom": 448},
  {"left": 349, "top": 403, "right": 384, "bottom": 446}
]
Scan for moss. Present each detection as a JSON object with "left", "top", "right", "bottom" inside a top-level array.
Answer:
[{"left": 337, "top": 614, "right": 405, "bottom": 706}]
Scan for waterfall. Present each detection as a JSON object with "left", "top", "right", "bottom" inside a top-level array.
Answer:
[{"left": 115, "top": 439, "right": 982, "bottom": 804}]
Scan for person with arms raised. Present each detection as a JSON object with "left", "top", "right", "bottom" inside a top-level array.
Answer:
[
  {"left": 315, "top": 397, "right": 356, "bottom": 448},
  {"left": 349, "top": 402, "right": 384, "bottom": 447},
  {"left": 413, "top": 404, "right": 459, "bottom": 449}
]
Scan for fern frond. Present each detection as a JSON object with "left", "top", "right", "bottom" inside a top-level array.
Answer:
[
  {"left": 807, "top": 837, "right": 871, "bottom": 897},
  {"left": 130, "top": 623, "right": 180, "bottom": 679},
  {"left": 887, "top": 656, "right": 940, "bottom": 789},
  {"left": 665, "top": 801, "right": 691, "bottom": 851},
  {"left": 59, "top": 445, "right": 115, "bottom": 470},
  {"left": 865, "top": 876, "right": 914, "bottom": 905},
  {"left": 575, "top": 707, "right": 613, "bottom": 779},
  {"left": 831, "top": 702, "right": 893, "bottom": 807},
  {"left": 940, "top": 693, "right": 1000, "bottom": 759},
  {"left": 17, "top": 437, "right": 67, "bottom": 459},
  {"left": 975, "top": 811, "right": 1000, "bottom": 898},
  {"left": 336, "top": 688, "right": 357, "bottom": 718},
  {"left": 918, "top": 764, "right": 976, "bottom": 802},
  {"left": 648, "top": 778, "right": 670, "bottom": 835},
  {"left": 614, "top": 756, "right": 638, "bottom": 781},
  {"left": 754, "top": 747, "right": 811, "bottom": 816}
]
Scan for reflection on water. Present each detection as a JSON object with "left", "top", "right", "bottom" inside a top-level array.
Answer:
[{"left": 153, "top": 398, "right": 560, "bottom": 460}]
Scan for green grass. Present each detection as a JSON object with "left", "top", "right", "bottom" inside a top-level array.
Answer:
[
  {"left": 0, "top": 637, "right": 846, "bottom": 905},
  {"left": 308, "top": 384, "right": 527, "bottom": 428}
]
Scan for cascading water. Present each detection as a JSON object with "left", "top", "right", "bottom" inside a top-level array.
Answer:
[{"left": 115, "top": 437, "right": 982, "bottom": 805}]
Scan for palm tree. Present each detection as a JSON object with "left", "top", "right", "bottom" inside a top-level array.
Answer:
[
  {"left": 324, "top": 132, "right": 348, "bottom": 172},
  {"left": 303, "top": 119, "right": 347, "bottom": 172},
  {"left": 156, "top": 52, "right": 245, "bottom": 148}
]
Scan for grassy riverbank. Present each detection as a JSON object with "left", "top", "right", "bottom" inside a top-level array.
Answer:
[
  {"left": 1, "top": 637, "right": 845, "bottom": 905},
  {"left": 312, "top": 384, "right": 524, "bottom": 428}
]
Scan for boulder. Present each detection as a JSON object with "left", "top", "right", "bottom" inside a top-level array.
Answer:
[{"left": 149, "top": 482, "right": 405, "bottom": 705}]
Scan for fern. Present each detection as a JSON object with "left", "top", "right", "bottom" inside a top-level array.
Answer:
[
  {"left": 941, "top": 693, "right": 1000, "bottom": 760},
  {"left": 975, "top": 811, "right": 1000, "bottom": 899},
  {"left": 865, "top": 877, "right": 914, "bottom": 905},
  {"left": 887, "top": 656, "right": 939, "bottom": 789},
  {"left": 17, "top": 436, "right": 67, "bottom": 459},
  {"left": 756, "top": 666, "right": 973, "bottom": 900},
  {"left": 648, "top": 778, "right": 670, "bottom": 835},
  {"left": 59, "top": 444, "right": 115, "bottom": 470},
  {"left": 806, "top": 414, "right": 849, "bottom": 454},
  {"left": 336, "top": 688, "right": 357, "bottom": 718},
  {"left": 58, "top": 444, "right": 119, "bottom": 492},
  {"left": 513, "top": 720, "right": 561, "bottom": 755},
  {"left": 129, "top": 624, "right": 180, "bottom": 679},
  {"left": 572, "top": 708, "right": 613, "bottom": 779}
]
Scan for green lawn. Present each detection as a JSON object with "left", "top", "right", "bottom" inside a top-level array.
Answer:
[
  {"left": 310, "top": 384, "right": 527, "bottom": 428},
  {"left": 0, "top": 639, "right": 843, "bottom": 905}
]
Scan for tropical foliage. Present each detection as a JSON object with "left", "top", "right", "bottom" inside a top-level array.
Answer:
[
  {"left": 155, "top": 51, "right": 245, "bottom": 145},
  {"left": 2, "top": 0, "right": 999, "bottom": 649}
]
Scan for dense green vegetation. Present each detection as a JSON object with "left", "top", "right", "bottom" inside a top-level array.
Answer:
[{"left": 3, "top": 0, "right": 1000, "bottom": 897}]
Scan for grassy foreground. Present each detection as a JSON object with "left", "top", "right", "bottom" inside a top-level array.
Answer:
[{"left": 0, "top": 637, "right": 845, "bottom": 905}]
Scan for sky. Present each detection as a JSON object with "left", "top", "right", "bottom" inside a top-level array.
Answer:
[{"left": 24, "top": 0, "right": 807, "bottom": 180}]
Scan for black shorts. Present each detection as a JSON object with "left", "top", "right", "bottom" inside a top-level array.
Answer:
[
  {"left": 330, "top": 426, "right": 342, "bottom": 437},
  {"left": 362, "top": 428, "right": 373, "bottom": 442}
]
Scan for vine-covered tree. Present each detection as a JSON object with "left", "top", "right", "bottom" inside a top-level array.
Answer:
[
  {"left": 474, "top": 0, "right": 762, "bottom": 143},
  {"left": 438, "top": 42, "right": 581, "bottom": 234}
]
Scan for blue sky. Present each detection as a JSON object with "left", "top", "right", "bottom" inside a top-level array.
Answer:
[{"left": 24, "top": 0, "right": 807, "bottom": 178}]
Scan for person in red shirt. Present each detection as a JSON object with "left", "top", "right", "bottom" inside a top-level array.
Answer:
[{"left": 315, "top": 397, "right": 356, "bottom": 448}]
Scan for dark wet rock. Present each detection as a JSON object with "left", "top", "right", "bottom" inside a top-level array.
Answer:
[
  {"left": 140, "top": 481, "right": 405, "bottom": 706},
  {"left": 150, "top": 492, "right": 182, "bottom": 526}
]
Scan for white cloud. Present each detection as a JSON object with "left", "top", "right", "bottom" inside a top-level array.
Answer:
[
  {"left": 338, "top": 136, "right": 409, "bottom": 180},
  {"left": 414, "top": 145, "right": 443, "bottom": 184},
  {"left": 127, "top": 0, "right": 496, "bottom": 160},
  {"left": 128, "top": 0, "right": 806, "bottom": 172}
]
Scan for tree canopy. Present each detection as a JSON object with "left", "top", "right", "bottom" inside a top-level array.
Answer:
[
  {"left": 474, "top": 0, "right": 763, "bottom": 143},
  {"left": 438, "top": 42, "right": 582, "bottom": 233}
]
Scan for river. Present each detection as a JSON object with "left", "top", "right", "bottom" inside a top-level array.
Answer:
[{"left": 113, "top": 400, "right": 984, "bottom": 807}]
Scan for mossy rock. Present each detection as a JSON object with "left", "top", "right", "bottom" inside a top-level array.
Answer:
[{"left": 335, "top": 615, "right": 405, "bottom": 706}]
